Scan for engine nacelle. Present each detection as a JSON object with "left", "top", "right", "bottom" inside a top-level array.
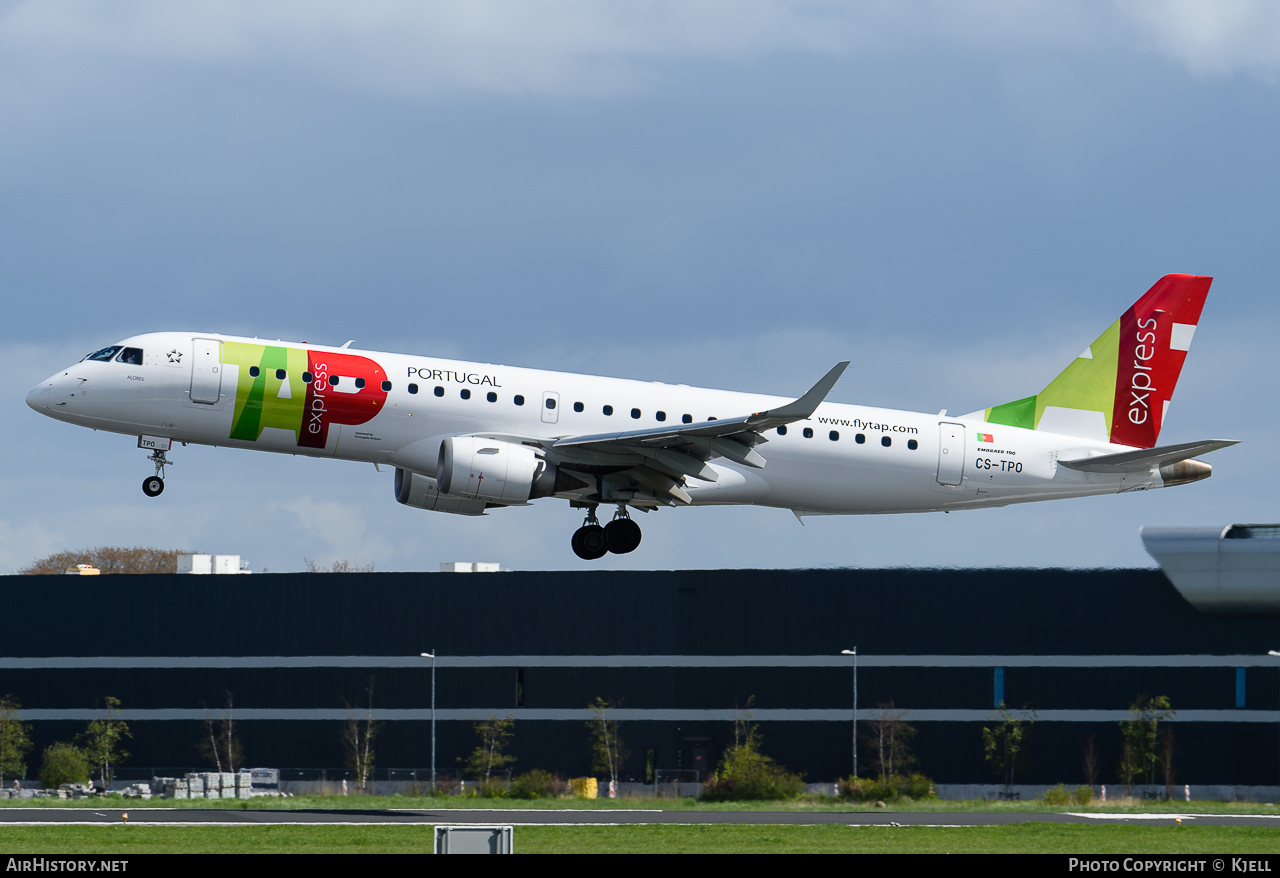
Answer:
[
  {"left": 437, "top": 436, "right": 555, "bottom": 504},
  {"left": 394, "top": 468, "right": 488, "bottom": 516}
]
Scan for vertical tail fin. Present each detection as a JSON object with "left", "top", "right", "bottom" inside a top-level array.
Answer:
[{"left": 983, "top": 274, "right": 1211, "bottom": 448}]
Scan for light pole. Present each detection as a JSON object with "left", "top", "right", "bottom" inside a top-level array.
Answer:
[
  {"left": 842, "top": 648, "right": 858, "bottom": 779},
  {"left": 420, "top": 651, "right": 436, "bottom": 792}
]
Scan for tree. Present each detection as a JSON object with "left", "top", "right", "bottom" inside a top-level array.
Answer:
[
  {"left": 1083, "top": 733, "right": 1100, "bottom": 788},
  {"left": 864, "top": 702, "right": 917, "bottom": 782},
  {"left": 702, "top": 697, "right": 805, "bottom": 801},
  {"left": 341, "top": 678, "right": 381, "bottom": 794},
  {"left": 1160, "top": 726, "right": 1177, "bottom": 800},
  {"left": 78, "top": 697, "right": 130, "bottom": 788},
  {"left": 465, "top": 716, "right": 516, "bottom": 785},
  {"left": 197, "top": 691, "right": 244, "bottom": 772},
  {"left": 305, "top": 558, "right": 375, "bottom": 573},
  {"left": 0, "top": 696, "right": 33, "bottom": 787},
  {"left": 1118, "top": 695, "right": 1174, "bottom": 794},
  {"left": 18, "top": 547, "right": 196, "bottom": 575},
  {"left": 982, "top": 703, "right": 1035, "bottom": 793},
  {"left": 40, "top": 743, "right": 89, "bottom": 788},
  {"left": 586, "top": 697, "right": 628, "bottom": 790}
]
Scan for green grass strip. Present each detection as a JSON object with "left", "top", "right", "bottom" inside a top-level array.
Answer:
[{"left": 1, "top": 824, "right": 1279, "bottom": 854}]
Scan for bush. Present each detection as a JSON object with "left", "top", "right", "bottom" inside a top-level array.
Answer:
[
  {"left": 838, "top": 773, "right": 936, "bottom": 803},
  {"left": 1042, "top": 783, "right": 1072, "bottom": 805},
  {"left": 474, "top": 780, "right": 508, "bottom": 799},
  {"left": 1074, "top": 784, "right": 1094, "bottom": 805},
  {"left": 40, "top": 743, "right": 89, "bottom": 788},
  {"left": 700, "top": 700, "right": 806, "bottom": 801},
  {"left": 703, "top": 762, "right": 805, "bottom": 802},
  {"left": 509, "top": 769, "right": 568, "bottom": 800}
]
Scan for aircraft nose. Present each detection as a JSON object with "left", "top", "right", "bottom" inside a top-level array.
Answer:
[{"left": 26, "top": 383, "right": 49, "bottom": 412}]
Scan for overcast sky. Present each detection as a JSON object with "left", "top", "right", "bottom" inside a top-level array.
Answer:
[{"left": 3, "top": 1, "right": 1278, "bottom": 573}]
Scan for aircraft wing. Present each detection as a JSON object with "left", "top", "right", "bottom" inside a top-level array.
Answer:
[
  {"left": 1058, "top": 439, "right": 1239, "bottom": 473},
  {"left": 544, "top": 361, "right": 850, "bottom": 504}
]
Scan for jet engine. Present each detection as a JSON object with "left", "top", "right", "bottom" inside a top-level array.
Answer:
[
  {"left": 437, "top": 436, "right": 556, "bottom": 504},
  {"left": 393, "top": 467, "right": 488, "bottom": 516}
]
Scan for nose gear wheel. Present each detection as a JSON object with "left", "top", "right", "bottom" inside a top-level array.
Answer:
[{"left": 142, "top": 449, "right": 171, "bottom": 498}]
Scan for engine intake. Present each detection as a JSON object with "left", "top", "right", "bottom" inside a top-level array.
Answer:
[
  {"left": 437, "top": 437, "right": 556, "bottom": 504},
  {"left": 394, "top": 468, "right": 487, "bottom": 516}
]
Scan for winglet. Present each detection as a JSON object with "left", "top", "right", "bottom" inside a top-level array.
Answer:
[{"left": 760, "top": 361, "right": 850, "bottom": 421}]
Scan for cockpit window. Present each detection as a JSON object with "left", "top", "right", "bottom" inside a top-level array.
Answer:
[
  {"left": 116, "top": 347, "right": 143, "bottom": 365},
  {"left": 83, "top": 346, "right": 123, "bottom": 362}
]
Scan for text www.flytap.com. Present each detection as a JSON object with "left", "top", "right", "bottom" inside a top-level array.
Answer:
[{"left": 816, "top": 417, "right": 919, "bottom": 434}]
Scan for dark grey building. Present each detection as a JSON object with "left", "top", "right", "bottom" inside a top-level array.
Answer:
[{"left": 4, "top": 568, "right": 1279, "bottom": 786}]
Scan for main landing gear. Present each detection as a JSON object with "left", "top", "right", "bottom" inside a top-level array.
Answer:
[
  {"left": 142, "top": 449, "right": 170, "bottom": 498},
  {"left": 571, "top": 507, "right": 643, "bottom": 560}
]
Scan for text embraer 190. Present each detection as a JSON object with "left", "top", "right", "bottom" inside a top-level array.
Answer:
[{"left": 27, "top": 274, "right": 1236, "bottom": 559}]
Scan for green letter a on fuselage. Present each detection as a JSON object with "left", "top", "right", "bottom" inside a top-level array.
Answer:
[{"left": 224, "top": 342, "right": 309, "bottom": 443}]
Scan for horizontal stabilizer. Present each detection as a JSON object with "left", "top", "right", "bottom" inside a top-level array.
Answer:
[{"left": 1058, "top": 439, "right": 1238, "bottom": 473}]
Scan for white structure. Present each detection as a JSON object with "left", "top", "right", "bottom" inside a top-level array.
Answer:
[
  {"left": 1141, "top": 525, "right": 1280, "bottom": 614},
  {"left": 439, "top": 562, "right": 501, "bottom": 573},
  {"left": 64, "top": 564, "right": 101, "bottom": 576},
  {"left": 177, "top": 554, "right": 251, "bottom": 575}
]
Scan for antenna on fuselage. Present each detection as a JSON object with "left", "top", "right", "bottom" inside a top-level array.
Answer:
[{"left": 340, "top": 340, "right": 354, "bottom": 349}]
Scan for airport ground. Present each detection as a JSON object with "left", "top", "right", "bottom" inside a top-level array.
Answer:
[
  {"left": 0, "top": 823, "right": 1278, "bottom": 855},
  {"left": 2, "top": 798, "right": 1280, "bottom": 853}
]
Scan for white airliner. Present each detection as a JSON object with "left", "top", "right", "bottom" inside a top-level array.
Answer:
[{"left": 27, "top": 274, "right": 1236, "bottom": 559}]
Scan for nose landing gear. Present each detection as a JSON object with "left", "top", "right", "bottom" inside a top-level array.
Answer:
[
  {"left": 571, "top": 506, "right": 643, "bottom": 559},
  {"left": 142, "top": 449, "right": 171, "bottom": 498}
]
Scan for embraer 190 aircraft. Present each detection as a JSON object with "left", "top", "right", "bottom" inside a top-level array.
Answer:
[{"left": 27, "top": 274, "right": 1235, "bottom": 559}]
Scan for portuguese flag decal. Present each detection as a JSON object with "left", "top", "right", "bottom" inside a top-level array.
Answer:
[{"left": 978, "top": 432, "right": 994, "bottom": 443}]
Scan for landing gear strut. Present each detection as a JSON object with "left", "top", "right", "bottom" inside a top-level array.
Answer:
[
  {"left": 571, "top": 508, "right": 607, "bottom": 560},
  {"left": 142, "top": 449, "right": 170, "bottom": 498},
  {"left": 571, "top": 506, "right": 643, "bottom": 559}
]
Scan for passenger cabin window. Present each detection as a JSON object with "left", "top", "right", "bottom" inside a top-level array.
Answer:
[
  {"left": 514, "top": 395, "right": 525, "bottom": 406},
  {"left": 433, "top": 386, "right": 443, "bottom": 397},
  {"left": 881, "top": 436, "right": 892, "bottom": 447},
  {"left": 303, "top": 372, "right": 314, "bottom": 384},
  {"left": 777, "top": 426, "right": 787, "bottom": 435},
  {"left": 908, "top": 439, "right": 919, "bottom": 450},
  {"left": 116, "top": 348, "right": 143, "bottom": 365},
  {"left": 829, "top": 431, "right": 839, "bottom": 441},
  {"left": 355, "top": 377, "right": 366, "bottom": 389},
  {"left": 573, "top": 402, "right": 584, "bottom": 412},
  {"left": 656, "top": 411, "right": 666, "bottom": 422},
  {"left": 328, "top": 375, "right": 339, "bottom": 386},
  {"left": 84, "top": 346, "right": 122, "bottom": 362},
  {"left": 631, "top": 408, "right": 641, "bottom": 419},
  {"left": 603, "top": 405, "right": 614, "bottom": 416},
  {"left": 803, "top": 427, "right": 813, "bottom": 438},
  {"left": 487, "top": 392, "right": 497, "bottom": 402},
  {"left": 546, "top": 397, "right": 556, "bottom": 410},
  {"left": 249, "top": 366, "right": 260, "bottom": 377},
  {"left": 855, "top": 433, "right": 865, "bottom": 444},
  {"left": 381, "top": 380, "right": 392, "bottom": 391},
  {"left": 682, "top": 414, "right": 692, "bottom": 424},
  {"left": 461, "top": 389, "right": 471, "bottom": 400},
  {"left": 408, "top": 383, "right": 419, "bottom": 394},
  {"left": 277, "top": 369, "right": 288, "bottom": 380}
]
